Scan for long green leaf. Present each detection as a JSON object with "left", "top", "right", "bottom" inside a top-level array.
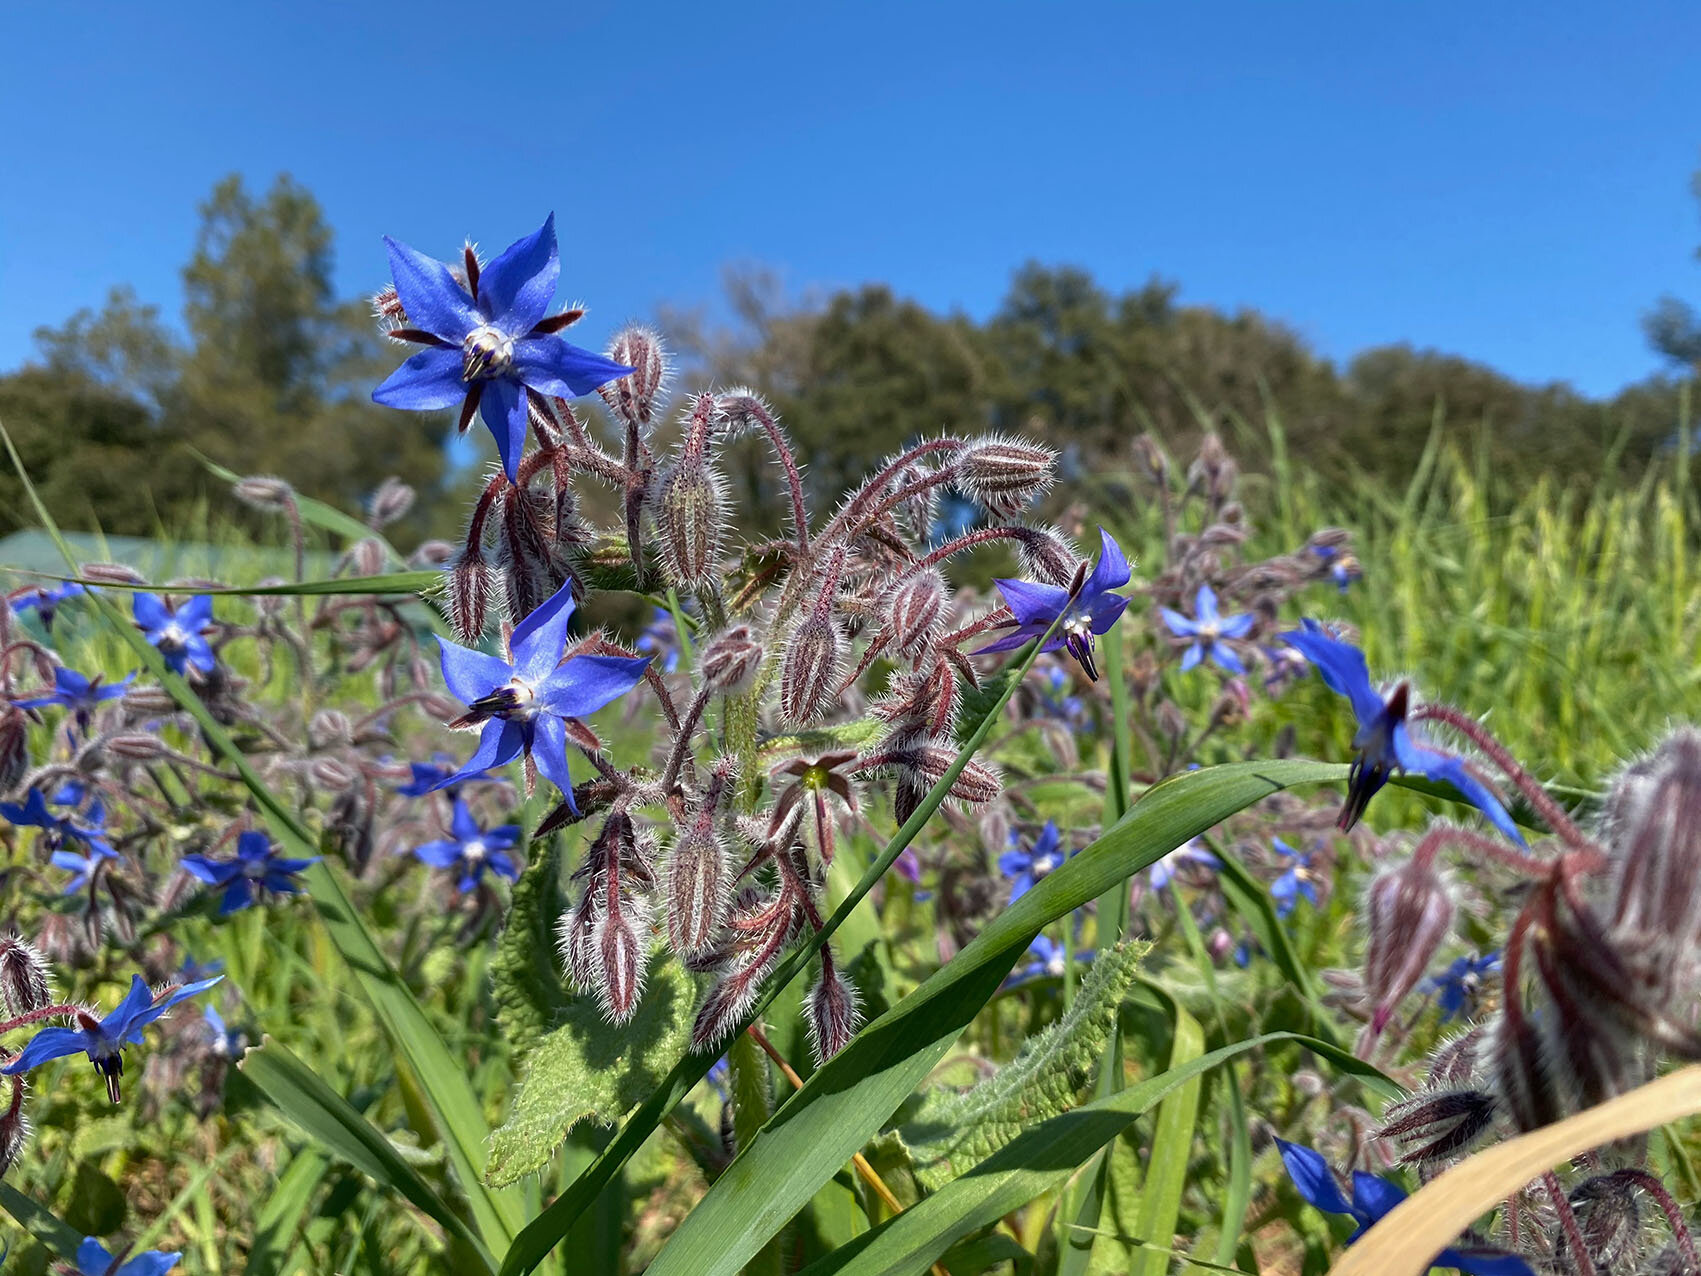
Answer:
[
  {"left": 0, "top": 1181, "right": 82, "bottom": 1262},
  {"left": 1129, "top": 986, "right": 1204, "bottom": 1276},
  {"left": 0, "top": 415, "right": 523, "bottom": 1252},
  {"left": 241, "top": 1039, "right": 495, "bottom": 1271},
  {"left": 498, "top": 627, "right": 1061, "bottom": 1276},
  {"left": 247, "top": 1147, "right": 330, "bottom": 1276},
  {"left": 641, "top": 760, "right": 1351, "bottom": 1276},
  {"left": 796, "top": 1032, "right": 1318, "bottom": 1276}
]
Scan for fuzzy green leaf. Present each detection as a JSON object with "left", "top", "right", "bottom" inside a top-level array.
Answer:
[{"left": 885, "top": 942, "right": 1147, "bottom": 1190}]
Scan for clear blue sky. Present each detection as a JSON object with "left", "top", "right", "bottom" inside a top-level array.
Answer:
[{"left": 4, "top": 2, "right": 1698, "bottom": 397}]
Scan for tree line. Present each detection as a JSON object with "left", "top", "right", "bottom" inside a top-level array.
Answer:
[{"left": 2, "top": 172, "right": 1696, "bottom": 544}]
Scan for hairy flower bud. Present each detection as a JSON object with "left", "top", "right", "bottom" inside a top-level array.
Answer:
[
  {"left": 1361, "top": 858, "right": 1453, "bottom": 1035},
  {"left": 0, "top": 1077, "right": 26, "bottom": 1179},
  {"left": 691, "top": 954, "right": 772, "bottom": 1051},
  {"left": 0, "top": 936, "right": 50, "bottom": 1018},
  {"left": 368, "top": 477, "right": 415, "bottom": 528},
  {"left": 309, "top": 709, "right": 352, "bottom": 750},
  {"left": 1010, "top": 525, "right": 1080, "bottom": 587},
  {"left": 593, "top": 898, "right": 651, "bottom": 1025},
  {"left": 956, "top": 436, "right": 1057, "bottom": 516},
  {"left": 412, "top": 539, "right": 456, "bottom": 568},
  {"left": 558, "top": 893, "right": 602, "bottom": 991},
  {"left": 885, "top": 458, "right": 941, "bottom": 542},
  {"left": 79, "top": 562, "right": 146, "bottom": 586},
  {"left": 372, "top": 283, "right": 407, "bottom": 331},
  {"left": 883, "top": 571, "right": 948, "bottom": 661},
  {"left": 654, "top": 462, "right": 727, "bottom": 588},
  {"left": 666, "top": 815, "right": 727, "bottom": 959},
  {"left": 446, "top": 546, "right": 498, "bottom": 645},
  {"left": 1567, "top": 1172, "right": 1645, "bottom": 1274},
  {"left": 233, "top": 475, "right": 296, "bottom": 512},
  {"left": 701, "top": 625, "right": 764, "bottom": 695},
  {"left": 1131, "top": 433, "right": 1169, "bottom": 485},
  {"left": 1607, "top": 728, "right": 1701, "bottom": 963},
  {"left": 779, "top": 613, "right": 844, "bottom": 725},
  {"left": 107, "top": 733, "right": 169, "bottom": 762},
  {"left": 599, "top": 326, "right": 668, "bottom": 434},
  {"left": 806, "top": 957, "right": 861, "bottom": 1063},
  {"left": 1376, "top": 1088, "right": 1498, "bottom": 1167},
  {"left": 0, "top": 705, "right": 27, "bottom": 795}
]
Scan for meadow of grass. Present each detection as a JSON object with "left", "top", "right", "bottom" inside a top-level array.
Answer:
[{"left": 1, "top": 403, "right": 1699, "bottom": 1276}]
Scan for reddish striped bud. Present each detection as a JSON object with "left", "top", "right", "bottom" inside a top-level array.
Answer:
[
  {"left": 701, "top": 625, "right": 764, "bottom": 695},
  {"left": 593, "top": 899, "right": 650, "bottom": 1026},
  {"left": 0, "top": 936, "right": 50, "bottom": 1017},
  {"left": 446, "top": 545, "right": 497, "bottom": 644},
  {"left": 1010, "top": 526, "right": 1080, "bottom": 587},
  {"left": 691, "top": 954, "right": 773, "bottom": 1051},
  {"left": 233, "top": 475, "right": 295, "bottom": 512},
  {"left": 806, "top": 955, "right": 861, "bottom": 1063},
  {"left": 779, "top": 613, "right": 844, "bottom": 725},
  {"left": 0, "top": 705, "right": 27, "bottom": 795},
  {"left": 599, "top": 326, "right": 668, "bottom": 434},
  {"left": 1376, "top": 1088, "right": 1498, "bottom": 1167},
  {"left": 1361, "top": 858, "right": 1453, "bottom": 1036},
  {"left": 666, "top": 816, "right": 727, "bottom": 959},
  {"left": 0, "top": 1076, "right": 26, "bottom": 1178},
  {"left": 557, "top": 893, "right": 602, "bottom": 992},
  {"left": 368, "top": 477, "right": 415, "bottom": 528},
  {"left": 883, "top": 571, "right": 948, "bottom": 661},
  {"left": 79, "top": 562, "right": 146, "bottom": 586},
  {"left": 654, "top": 462, "right": 727, "bottom": 588},
  {"left": 1608, "top": 728, "right": 1701, "bottom": 962},
  {"left": 412, "top": 540, "right": 456, "bottom": 568},
  {"left": 108, "top": 734, "right": 168, "bottom": 761},
  {"left": 956, "top": 436, "right": 1057, "bottom": 516}
]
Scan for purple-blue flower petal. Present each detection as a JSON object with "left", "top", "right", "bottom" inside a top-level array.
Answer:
[
  {"left": 509, "top": 580, "right": 578, "bottom": 683},
  {"left": 992, "top": 577, "right": 1073, "bottom": 628},
  {"left": 437, "top": 720, "right": 526, "bottom": 789},
  {"left": 372, "top": 347, "right": 468, "bottom": 410},
  {"left": 529, "top": 713, "right": 578, "bottom": 808},
  {"left": 476, "top": 215, "right": 559, "bottom": 336},
  {"left": 1, "top": 1025, "right": 90, "bottom": 1073},
  {"left": 1282, "top": 622, "right": 1387, "bottom": 727},
  {"left": 383, "top": 235, "right": 479, "bottom": 344},
  {"left": 479, "top": 376, "right": 531, "bottom": 483},
  {"left": 535, "top": 653, "right": 653, "bottom": 720},
  {"left": 437, "top": 637, "right": 513, "bottom": 705},
  {"left": 449, "top": 799, "right": 481, "bottom": 844},
  {"left": 512, "top": 336, "right": 636, "bottom": 399},
  {"left": 1082, "top": 528, "right": 1131, "bottom": 596},
  {"left": 1275, "top": 1139, "right": 1355, "bottom": 1217},
  {"left": 133, "top": 592, "right": 169, "bottom": 631}
]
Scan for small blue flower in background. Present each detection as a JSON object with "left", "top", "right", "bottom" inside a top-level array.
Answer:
[
  {"left": 13, "top": 665, "right": 135, "bottom": 730},
  {"left": 1311, "top": 544, "right": 1363, "bottom": 593},
  {"left": 396, "top": 754, "right": 491, "bottom": 799},
  {"left": 636, "top": 606, "right": 683, "bottom": 674},
  {"left": 181, "top": 831, "right": 319, "bottom": 915},
  {"left": 9, "top": 581, "right": 88, "bottom": 632},
  {"left": 203, "top": 1005, "right": 248, "bottom": 1061},
  {"left": 2, "top": 973, "right": 221, "bottom": 1103},
  {"left": 371, "top": 214, "right": 635, "bottom": 482},
  {"left": 178, "top": 953, "right": 224, "bottom": 984},
  {"left": 1148, "top": 838, "right": 1220, "bottom": 890},
  {"left": 979, "top": 528, "right": 1132, "bottom": 681},
  {"left": 76, "top": 1236, "right": 180, "bottom": 1276},
  {"left": 2, "top": 789, "right": 116, "bottom": 858},
  {"left": 53, "top": 839, "right": 120, "bottom": 895},
  {"left": 1276, "top": 1139, "right": 1532, "bottom": 1276},
  {"left": 999, "top": 821, "right": 1073, "bottom": 902},
  {"left": 434, "top": 580, "right": 651, "bottom": 812},
  {"left": 1429, "top": 951, "right": 1501, "bottom": 1022},
  {"left": 1008, "top": 933, "right": 1096, "bottom": 985},
  {"left": 706, "top": 1055, "right": 731, "bottom": 1100},
  {"left": 1282, "top": 620, "right": 1524, "bottom": 846},
  {"left": 1270, "top": 838, "right": 1318, "bottom": 918},
  {"left": 1036, "top": 661, "right": 1089, "bottom": 727},
  {"left": 133, "top": 593, "right": 215, "bottom": 676},
  {"left": 413, "top": 799, "right": 521, "bottom": 893},
  {"left": 1161, "top": 583, "right": 1255, "bottom": 674},
  {"left": 49, "top": 778, "right": 89, "bottom": 806},
  {"left": 930, "top": 492, "right": 980, "bottom": 546}
]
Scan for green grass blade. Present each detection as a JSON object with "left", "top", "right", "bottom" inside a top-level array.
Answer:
[
  {"left": 0, "top": 1181, "right": 83, "bottom": 1262},
  {"left": 241, "top": 1039, "right": 496, "bottom": 1271},
  {"left": 0, "top": 413, "right": 523, "bottom": 1253},
  {"left": 796, "top": 1032, "right": 1322, "bottom": 1276},
  {"left": 640, "top": 760, "right": 1352, "bottom": 1276},
  {"left": 40, "top": 570, "right": 442, "bottom": 596},
  {"left": 247, "top": 1147, "right": 330, "bottom": 1276},
  {"left": 1130, "top": 986, "right": 1205, "bottom": 1276}
]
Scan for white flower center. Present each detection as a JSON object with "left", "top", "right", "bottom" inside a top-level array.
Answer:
[
  {"left": 463, "top": 326, "right": 515, "bottom": 381},
  {"left": 158, "top": 623, "right": 189, "bottom": 650},
  {"left": 464, "top": 840, "right": 488, "bottom": 864}
]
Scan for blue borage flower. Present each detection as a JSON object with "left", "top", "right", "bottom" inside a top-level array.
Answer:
[
  {"left": 1148, "top": 837, "right": 1219, "bottom": 890},
  {"left": 1311, "top": 544, "right": 1363, "bottom": 593},
  {"left": 203, "top": 1005, "right": 247, "bottom": 1061},
  {"left": 1007, "top": 933, "right": 1096, "bottom": 986},
  {"left": 181, "top": 831, "right": 319, "bottom": 915},
  {"left": 133, "top": 593, "right": 215, "bottom": 676},
  {"left": 978, "top": 528, "right": 1131, "bottom": 681},
  {"left": 1281, "top": 620, "right": 1524, "bottom": 846},
  {"left": 1270, "top": 838, "right": 1318, "bottom": 918},
  {"left": 9, "top": 581, "right": 89, "bottom": 631},
  {"left": 395, "top": 754, "right": 492, "bottom": 798},
  {"left": 13, "top": 665, "right": 135, "bottom": 729},
  {"left": 433, "top": 579, "right": 650, "bottom": 812},
  {"left": 1161, "top": 583, "right": 1255, "bottom": 674},
  {"left": 371, "top": 214, "right": 634, "bottom": 482},
  {"left": 76, "top": 1236, "right": 180, "bottom": 1276},
  {"left": 2, "top": 973, "right": 221, "bottom": 1103},
  {"left": 1429, "top": 951, "right": 1502, "bottom": 1022},
  {"left": 999, "top": 821, "right": 1073, "bottom": 902},
  {"left": 1275, "top": 1139, "right": 1532, "bottom": 1276},
  {"left": 2, "top": 788, "right": 116, "bottom": 863},
  {"left": 413, "top": 799, "right": 521, "bottom": 893},
  {"left": 635, "top": 606, "right": 683, "bottom": 674}
]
